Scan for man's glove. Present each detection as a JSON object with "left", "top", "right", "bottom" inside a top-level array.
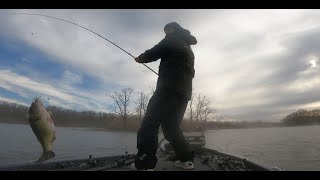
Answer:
[
  {"left": 135, "top": 57, "right": 140, "bottom": 63},
  {"left": 135, "top": 56, "right": 143, "bottom": 63}
]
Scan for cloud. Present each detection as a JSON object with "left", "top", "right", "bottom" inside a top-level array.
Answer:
[
  {"left": 0, "top": 96, "right": 29, "bottom": 106},
  {"left": 190, "top": 9, "right": 320, "bottom": 121},
  {"left": 62, "top": 70, "right": 83, "bottom": 85},
  {"left": 0, "top": 69, "right": 109, "bottom": 111},
  {"left": 1, "top": 9, "right": 320, "bottom": 122}
]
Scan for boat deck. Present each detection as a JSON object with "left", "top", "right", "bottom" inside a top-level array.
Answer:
[
  {"left": 0, "top": 132, "right": 280, "bottom": 171},
  {"left": 101, "top": 152, "right": 213, "bottom": 171}
]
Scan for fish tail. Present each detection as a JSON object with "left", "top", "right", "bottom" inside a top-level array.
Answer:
[{"left": 36, "top": 151, "right": 55, "bottom": 163}]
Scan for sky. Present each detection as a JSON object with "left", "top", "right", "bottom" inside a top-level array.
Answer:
[{"left": 1, "top": 9, "right": 320, "bottom": 122}]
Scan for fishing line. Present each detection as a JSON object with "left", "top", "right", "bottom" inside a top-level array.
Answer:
[{"left": 13, "top": 12, "right": 158, "bottom": 76}]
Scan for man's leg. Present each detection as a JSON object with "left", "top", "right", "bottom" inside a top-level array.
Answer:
[
  {"left": 161, "top": 96, "right": 194, "bottom": 162},
  {"left": 135, "top": 90, "right": 171, "bottom": 169}
]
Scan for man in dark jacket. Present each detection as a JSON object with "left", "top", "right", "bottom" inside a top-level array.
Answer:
[{"left": 131, "top": 22, "right": 197, "bottom": 170}]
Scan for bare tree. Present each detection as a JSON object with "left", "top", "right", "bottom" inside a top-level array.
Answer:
[
  {"left": 186, "top": 90, "right": 224, "bottom": 125},
  {"left": 203, "top": 107, "right": 215, "bottom": 122},
  {"left": 195, "top": 94, "right": 214, "bottom": 123},
  {"left": 186, "top": 91, "right": 196, "bottom": 123},
  {"left": 214, "top": 114, "right": 224, "bottom": 122},
  {"left": 135, "top": 91, "right": 150, "bottom": 122},
  {"left": 107, "top": 88, "right": 134, "bottom": 129},
  {"left": 194, "top": 94, "right": 203, "bottom": 123}
]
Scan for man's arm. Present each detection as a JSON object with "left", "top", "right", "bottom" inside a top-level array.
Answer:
[{"left": 135, "top": 39, "right": 167, "bottom": 63}]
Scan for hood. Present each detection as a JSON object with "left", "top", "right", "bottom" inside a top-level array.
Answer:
[{"left": 164, "top": 22, "right": 197, "bottom": 46}]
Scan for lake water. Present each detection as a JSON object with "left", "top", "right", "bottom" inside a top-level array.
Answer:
[{"left": 0, "top": 123, "right": 320, "bottom": 170}]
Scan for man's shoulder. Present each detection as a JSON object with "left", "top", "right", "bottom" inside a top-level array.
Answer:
[{"left": 162, "top": 35, "right": 184, "bottom": 47}]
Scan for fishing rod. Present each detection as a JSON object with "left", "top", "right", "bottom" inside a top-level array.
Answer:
[{"left": 13, "top": 12, "right": 159, "bottom": 76}]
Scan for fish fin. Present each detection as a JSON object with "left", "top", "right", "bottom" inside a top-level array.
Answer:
[
  {"left": 52, "top": 134, "right": 56, "bottom": 142},
  {"left": 48, "top": 110, "right": 53, "bottom": 117},
  {"left": 36, "top": 151, "right": 55, "bottom": 163},
  {"left": 47, "top": 117, "right": 53, "bottom": 124}
]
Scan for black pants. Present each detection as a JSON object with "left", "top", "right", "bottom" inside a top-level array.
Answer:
[{"left": 135, "top": 89, "right": 193, "bottom": 168}]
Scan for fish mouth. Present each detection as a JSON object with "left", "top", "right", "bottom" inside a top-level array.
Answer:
[
  {"left": 29, "top": 103, "right": 37, "bottom": 114},
  {"left": 29, "top": 97, "right": 43, "bottom": 114}
]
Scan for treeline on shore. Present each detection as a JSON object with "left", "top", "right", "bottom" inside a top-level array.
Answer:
[
  {"left": 1, "top": 99, "right": 319, "bottom": 132},
  {"left": 0, "top": 100, "right": 282, "bottom": 131}
]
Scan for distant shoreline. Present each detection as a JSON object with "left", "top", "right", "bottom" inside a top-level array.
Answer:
[
  {"left": 0, "top": 121, "right": 136, "bottom": 133},
  {"left": 2, "top": 100, "right": 320, "bottom": 132},
  {"left": 2, "top": 121, "right": 317, "bottom": 132}
]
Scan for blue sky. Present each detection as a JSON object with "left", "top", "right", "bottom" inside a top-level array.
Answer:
[
  {"left": 0, "top": 35, "right": 106, "bottom": 109},
  {"left": 1, "top": 9, "right": 320, "bottom": 122}
]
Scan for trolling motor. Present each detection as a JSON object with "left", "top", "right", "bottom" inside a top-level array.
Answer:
[{"left": 159, "top": 131, "right": 206, "bottom": 155}]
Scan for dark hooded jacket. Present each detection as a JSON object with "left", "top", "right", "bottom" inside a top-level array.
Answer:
[{"left": 137, "top": 22, "right": 197, "bottom": 100}]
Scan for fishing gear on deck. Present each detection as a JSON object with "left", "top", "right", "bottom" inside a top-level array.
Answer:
[{"left": 13, "top": 12, "right": 159, "bottom": 76}]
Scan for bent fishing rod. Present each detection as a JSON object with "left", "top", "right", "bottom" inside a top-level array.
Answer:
[{"left": 13, "top": 12, "right": 158, "bottom": 76}]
